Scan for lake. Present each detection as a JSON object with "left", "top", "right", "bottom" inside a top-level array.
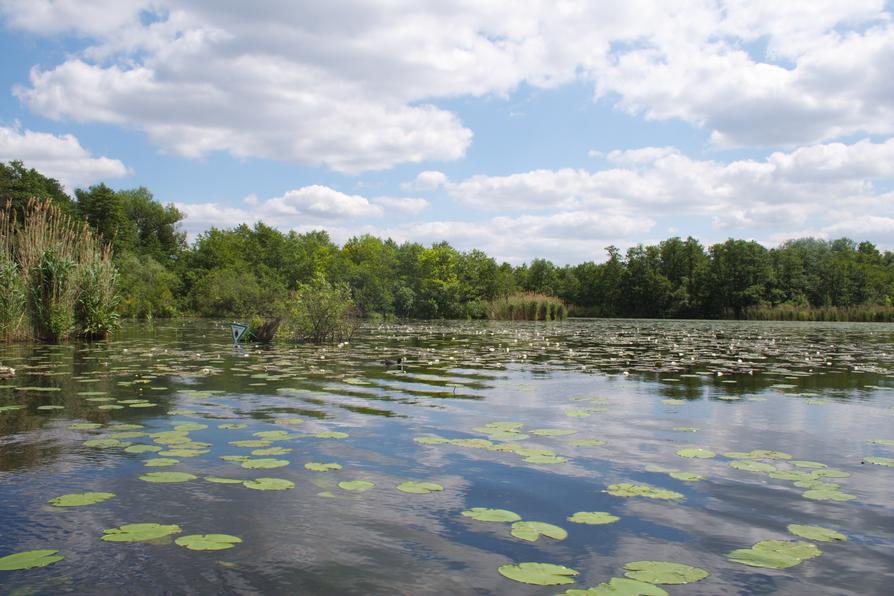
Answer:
[{"left": 1, "top": 319, "right": 893, "bottom": 594}]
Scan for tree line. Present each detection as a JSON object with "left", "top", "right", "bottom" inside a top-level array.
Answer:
[{"left": 3, "top": 160, "right": 894, "bottom": 322}]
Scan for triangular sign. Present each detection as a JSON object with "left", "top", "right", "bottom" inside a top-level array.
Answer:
[{"left": 230, "top": 323, "right": 248, "bottom": 344}]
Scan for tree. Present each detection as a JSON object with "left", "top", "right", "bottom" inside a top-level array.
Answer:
[
  {"left": 0, "top": 161, "right": 72, "bottom": 220},
  {"left": 289, "top": 273, "right": 359, "bottom": 343}
]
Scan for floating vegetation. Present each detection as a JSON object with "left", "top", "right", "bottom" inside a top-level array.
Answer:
[
  {"left": 498, "top": 562, "right": 578, "bottom": 586},
  {"left": 218, "top": 423, "right": 247, "bottom": 430},
  {"left": 530, "top": 428, "right": 577, "bottom": 437},
  {"left": 558, "top": 577, "right": 668, "bottom": 595},
  {"left": 69, "top": 422, "right": 103, "bottom": 430},
  {"left": 396, "top": 481, "right": 444, "bottom": 494},
  {"left": 0, "top": 549, "right": 64, "bottom": 571},
  {"left": 787, "top": 524, "right": 847, "bottom": 542},
  {"left": 49, "top": 492, "right": 115, "bottom": 507},
  {"left": 510, "top": 521, "right": 568, "bottom": 542},
  {"left": 304, "top": 462, "right": 342, "bottom": 472},
  {"left": 724, "top": 450, "right": 792, "bottom": 460},
  {"left": 254, "top": 430, "right": 291, "bottom": 440},
  {"left": 252, "top": 447, "right": 292, "bottom": 456},
  {"left": 174, "top": 424, "right": 207, "bottom": 431},
  {"left": 623, "top": 561, "right": 709, "bottom": 585},
  {"left": 870, "top": 439, "right": 894, "bottom": 446},
  {"left": 524, "top": 454, "right": 568, "bottom": 464},
  {"left": 204, "top": 477, "right": 243, "bottom": 484},
  {"left": 230, "top": 440, "right": 272, "bottom": 448},
  {"left": 675, "top": 448, "right": 715, "bottom": 459},
  {"left": 669, "top": 471, "right": 703, "bottom": 481},
  {"left": 314, "top": 431, "right": 349, "bottom": 439},
  {"left": 727, "top": 540, "right": 821, "bottom": 569},
  {"left": 174, "top": 534, "right": 242, "bottom": 551},
  {"left": 802, "top": 488, "right": 857, "bottom": 502},
  {"left": 414, "top": 436, "right": 450, "bottom": 445},
  {"left": 101, "top": 523, "right": 182, "bottom": 542},
  {"left": 461, "top": 508, "right": 521, "bottom": 523},
  {"left": 569, "top": 438, "right": 607, "bottom": 447},
  {"left": 338, "top": 480, "right": 375, "bottom": 492},
  {"left": 672, "top": 427, "right": 698, "bottom": 432},
  {"left": 567, "top": 511, "right": 619, "bottom": 525},
  {"left": 139, "top": 472, "right": 197, "bottom": 483},
  {"left": 0, "top": 405, "right": 25, "bottom": 412},
  {"left": 144, "top": 458, "right": 179, "bottom": 467},
  {"left": 864, "top": 456, "right": 894, "bottom": 467},
  {"left": 243, "top": 478, "right": 294, "bottom": 491},
  {"left": 241, "top": 458, "right": 289, "bottom": 469},
  {"left": 83, "top": 438, "right": 130, "bottom": 449},
  {"left": 730, "top": 461, "right": 776, "bottom": 473},
  {"left": 606, "top": 484, "right": 684, "bottom": 500}
]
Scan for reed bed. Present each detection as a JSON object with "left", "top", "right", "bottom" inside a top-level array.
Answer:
[
  {"left": 741, "top": 304, "right": 894, "bottom": 322},
  {"left": 487, "top": 292, "right": 568, "bottom": 321},
  {"left": 0, "top": 199, "right": 119, "bottom": 342}
]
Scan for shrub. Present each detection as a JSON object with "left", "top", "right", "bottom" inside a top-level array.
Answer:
[{"left": 289, "top": 273, "right": 360, "bottom": 343}]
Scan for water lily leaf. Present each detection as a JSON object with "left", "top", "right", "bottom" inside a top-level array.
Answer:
[
  {"left": 144, "top": 458, "right": 179, "bottom": 467},
  {"left": 97, "top": 405, "right": 124, "bottom": 410},
  {"left": 498, "top": 562, "right": 578, "bottom": 586},
  {"left": 243, "top": 478, "right": 294, "bottom": 491},
  {"left": 218, "top": 423, "right": 247, "bottom": 429},
  {"left": 865, "top": 456, "right": 894, "bottom": 467},
  {"left": 107, "top": 431, "right": 147, "bottom": 439},
  {"left": 524, "top": 454, "right": 568, "bottom": 464},
  {"left": 49, "top": 492, "right": 115, "bottom": 507},
  {"left": 174, "top": 534, "right": 242, "bottom": 551},
  {"left": 0, "top": 549, "right": 64, "bottom": 570},
  {"left": 221, "top": 455, "right": 250, "bottom": 462},
  {"left": 204, "top": 477, "right": 243, "bottom": 484},
  {"left": 0, "top": 405, "right": 25, "bottom": 412},
  {"left": 253, "top": 430, "right": 291, "bottom": 440},
  {"left": 675, "top": 448, "right": 715, "bottom": 459},
  {"left": 139, "top": 472, "right": 197, "bottom": 483},
  {"left": 461, "top": 508, "right": 521, "bottom": 522},
  {"left": 101, "top": 523, "right": 182, "bottom": 542},
  {"left": 812, "top": 468, "right": 850, "bottom": 478},
  {"left": 870, "top": 439, "right": 894, "bottom": 446},
  {"left": 787, "top": 524, "right": 847, "bottom": 542},
  {"left": 565, "top": 409, "right": 591, "bottom": 417},
  {"left": 769, "top": 470, "right": 816, "bottom": 481},
  {"left": 606, "top": 483, "right": 684, "bottom": 500},
  {"left": 662, "top": 399, "right": 685, "bottom": 405},
  {"left": 570, "top": 439, "right": 607, "bottom": 447},
  {"left": 414, "top": 436, "right": 449, "bottom": 444},
  {"left": 69, "top": 422, "right": 103, "bottom": 430},
  {"left": 241, "top": 458, "right": 289, "bottom": 469},
  {"left": 669, "top": 471, "right": 703, "bottom": 481},
  {"left": 83, "top": 438, "right": 130, "bottom": 448},
  {"left": 728, "top": 540, "right": 821, "bottom": 569},
  {"left": 37, "top": 405, "right": 64, "bottom": 410},
  {"left": 229, "top": 440, "right": 272, "bottom": 448},
  {"left": 802, "top": 488, "right": 856, "bottom": 501},
  {"left": 251, "top": 447, "right": 292, "bottom": 456},
  {"left": 304, "top": 462, "right": 342, "bottom": 472},
  {"left": 174, "top": 423, "right": 207, "bottom": 431},
  {"left": 791, "top": 460, "right": 827, "bottom": 469},
  {"left": 623, "top": 561, "right": 709, "bottom": 585},
  {"left": 314, "top": 431, "right": 349, "bottom": 439},
  {"left": 730, "top": 461, "right": 776, "bottom": 473},
  {"left": 450, "top": 438, "right": 493, "bottom": 448},
  {"left": 530, "top": 428, "right": 577, "bottom": 437},
  {"left": 272, "top": 418, "right": 304, "bottom": 425},
  {"left": 510, "top": 521, "right": 568, "bottom": 542},
  {"left": 338, "top": 480, "right": 375, "bottom": 492},
  {"left": 568, "top": 511, "right": 620, "bottom": 525},
  {"left": 559, "top": 577, "right": 668, "bottom": 595},
  {"left": 396, "top": 481, "right": 444, "bottom": 494},
  {"left": 129, "top": 402, "right": 157, "bottom": 408},
  {"left": 124, "top": 444, "right": 161, "bottom": 454},
  {"left": 159, "top": 448, "right": 208, "bottom": 458},
  {"left": 644, "top": 464, "right": 677, "bottom": 473}
]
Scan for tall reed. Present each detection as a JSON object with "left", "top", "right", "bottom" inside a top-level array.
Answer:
[{"left": 487, "top": 292, "right": 568, "bottom": 321}]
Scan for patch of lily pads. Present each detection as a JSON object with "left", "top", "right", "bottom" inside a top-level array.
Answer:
[
  {"left": 623, "top": 561, "right": 709, "bottom": 585},
  {"left": 498, "top": 562, "right": 579, "bottom": 586},
  {"left": 606, "top": 483, "right": 684, "bottom": 500},
  {"left": 0, "top": 549, "right": 64, "bottom": 571},
  {"left": 461, "top": 508, "right": 521, "bottom": 522},
  {"left": 49, "top": 492, "right": 115, "bottom": 507},
  {"left": 101, "top": 523, "right": 182, "bottom": 542},
  {"left": 243, "top": 478, "right": 294, "bottom": 491},
  {"left": 396, "top": 481, "right": 444, "bottom": 494},
  {"left": 305, "top": 462, "right": 342, "bottom": 472},
  {"left": 139, "top": 472, "right": 197, "bottom": 483},
  {"left": 727, "top": 539, "right": 821, "bottom": 569},
  {"left": 787, "top": 524, "right": 847, "bottom": 542},
  {"left": 558, "top": 577, "right": 668, "bottom": 595},
  {"left": 175, "top": 534, "right": 242, "bottom": 551},
  {"left": 510, "top": 521, "right": 567, "bottom": 542},
  {"left": 567, "top": 511, "right": 620, "bottom": 525}
]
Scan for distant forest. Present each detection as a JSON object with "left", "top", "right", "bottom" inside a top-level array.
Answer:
[{"left": 3, "top": 160, "right": 894, "bottom": 322}]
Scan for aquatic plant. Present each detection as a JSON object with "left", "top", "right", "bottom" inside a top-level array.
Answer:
[{"left": 487, "top": 292, "right": 567, "bottom": 321}]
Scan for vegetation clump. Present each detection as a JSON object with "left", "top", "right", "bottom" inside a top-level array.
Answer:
[{"left": 487, "top": 292, "right": 567, "bottom": 321}]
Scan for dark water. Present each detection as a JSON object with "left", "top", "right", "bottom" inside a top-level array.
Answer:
[{"left": 1, "top": 319, "right": 893, "bottom": 595}]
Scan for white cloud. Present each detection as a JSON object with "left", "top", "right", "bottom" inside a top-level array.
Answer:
[
  {"left": 371, "top": 196, "right": 429, "bottom": 215},
  {"left": 0, "top": 125, "right": 128, "bottom": 189},
  {"left": 5, "top": 1, "right": 893, "bottom": 172},
  {"left": 402, "top": 170, "right": 448, "bottom": 191},
  {"left": 265, "top": 186, "right": 382, "bottom": 220}
]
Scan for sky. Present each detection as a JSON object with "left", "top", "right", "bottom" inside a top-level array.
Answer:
[{"left": 1, "top": 0, "right": 893, "bottom": 265}]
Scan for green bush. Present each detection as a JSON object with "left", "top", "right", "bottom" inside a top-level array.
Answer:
[
  {"left": 117, "top": 253, "right": 179, "bottom": 319},
  {"left": 289, "top": 273, "right": 359, "bottom": 343}
]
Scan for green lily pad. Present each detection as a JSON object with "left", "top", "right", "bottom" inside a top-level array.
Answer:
[
  {"left": 243, "top": 478, "right": 294, "bottom": 491},
  {"left": 83, "top": 438, "right": 129, "bottom": 449},
  {"left": 251, "top": 447, "right": 292, "bottom": 456},
  {"left": 229, "top": 440, "right": 272, "bottom": 448},
  {"left": 450, "top": 438, "right": 493, "bottom": 448},
  {"left": 314, "top": 431, "right": 348, "bottom": 439},
  {"left": 510, "top": 521, "right": 568, "bottom": 542},
  {"left": 530, "top": 428, "right": 577, "bottom": 437},
  {"left": 338, "top": 480, "right": 375, "bottom": 492},
  {"left": 787, "top": 524, "right": 847, "bottom": 542},
  {"left": 304, "top": 462, "right": 342, "bottom": 472},
  {"left": 0, "top": 405, "right": 25, "bottom": 412},
  {"left": 675, "top": 448, "right": 716, "bottom": 459},
  {"left": 97, "top": 405, "right": 124, "bottom": 410},
  {"left": 396, "top": 481, "right": 444, "bottom": 494},
  {"left": 769, "top": 470, "right": 816, "bottom": 482},
  {"left": 139, "top": 472, "right": 197, "bottom": 483},
  {"left": 802, "top": 488, "right": 857, "bottom": 501},
  {"left": 559, "top": 577, "right": 668, "bottom": 595},
  {"left": 37, "top": 405, "right": 64, "bottom": 410},
  {"left": 672, "top": 427, "right": 698, "bottom": 433},
  {"left": 107, "top": 431, "right": 147, "bottom": 439},
  {"left": 865, "top": 456, "right": 894, "bottom": 467},
  {"left": 568, "top": 511, "right": 620, "bottom": 525},
  {"left": 727, "top": 540, "right": 821, "bottom": 569},
  {"left": 414, "top": 436, "right": 449, "bottom": 444},
  {"left": 49, "top": 492, "right": 115, "bottom": 507},
  {"left": 870, "top": 439, "right": 894, "bottom": 446},
  {"left": 524, "top": 454, "right": 568, "bottom": 464},
  {"left": 101, "top": 523, "right": 182, "bottom": 542},
  {"left": 174, "top": 534, "right": 242, "bottom": 551},
  {"left": 253, "top": 430, "right": 291, "bottom": 440},
  {"left": 218, "top": 423, "right": 247, "bottom": 429},
  {"left": 606, "top": 483, "right": 684, "bottom": 500},
  {"left": 272, "top": 418, "right": 304, "bottom": 425},
  {"left": 623, "top": 561, "right": 709, "bottom": 585},
  {"left": 204, "top": 476, "right": 243, "bottom": 484},
  {"left": 241, "top": 458, "right": 289, "bottom": 469},
  {"left": 0, "top": 549, "right": 64, "bottom": 570},
  {"left": 461, "top": 508, "right": 521, "bottom": 522},
  {"left": 69, "top": 422, "right": 103, "bottom": 430},
  {"left": 569, "top": 438, "right": 607, "bottom": 447},
  {"left": 159, "top": 449, "right": 207, "bottom": 458},
  {"left": 144, "top": 458, "right": 179, "bottom": 467},
  {"left": 669, "top": 471, "right": 703, "bottom": 481},
  {"left": 498, "top": 562, "right": 578, "bottom": 586},
  {"left": 730, "top": 461, "right": 776, "bottom": 473},
  {"left": 791, "top": 460, "right": 827, "bottom": 469},
  {"left": 173, "top": 423, "right": 207, "bottom": 431},
  {"left": 812, "top": 468, "right": 850, "bottom": 478},
  {"left": 221, "top": 455, "right": 251, "bottom": 462}
]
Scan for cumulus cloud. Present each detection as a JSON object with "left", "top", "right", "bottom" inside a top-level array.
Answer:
[
  {"left": 371, "top": 196, "right": 429, "bottom": 214},
  {"left": 0, "top": 125, "right": 128, "bottom": 189},
  {"left": 5, "top": 0, "right": 893, "bottom": 172}
]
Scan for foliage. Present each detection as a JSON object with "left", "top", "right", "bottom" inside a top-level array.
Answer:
[
  {"left": 289, "top": 273, "right": 360, "bottom": 343},
  {"left": 117, "top": 253, "right": 180, "bottom": 318},
  {"left": 488, "top": 292, "right": 567, "bottom": 321}
]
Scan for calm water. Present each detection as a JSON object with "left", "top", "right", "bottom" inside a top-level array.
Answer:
[{"left": 1, "top": 319, "right": 893, "bottom": 595}]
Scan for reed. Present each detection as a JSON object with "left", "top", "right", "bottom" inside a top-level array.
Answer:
[
  {"left": 487, "top": 292, "right": 568, "bottom": 321},
  {"left": 741, "top": 304, "right": 894, "bottom": 322}
]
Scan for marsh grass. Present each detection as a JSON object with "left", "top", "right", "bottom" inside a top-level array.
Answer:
[
  {"left": 742, "top": 304, "right": 894, "bottom": 322},
  {"left": 487, "top": 292, "right": 568, "bottom": 321},
  {"left": 0, "top": 198, "right": 119, "bottom": 342}
]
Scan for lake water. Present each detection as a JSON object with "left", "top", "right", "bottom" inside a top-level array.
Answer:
[{"left": 1, "top": 319, "right": 893, "bottom": 594}]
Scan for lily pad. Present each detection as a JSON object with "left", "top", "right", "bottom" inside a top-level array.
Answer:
[
  {"left": 669, "top": 471, "right": 703, "bottom": 481},
  {"left": 530, "top": 428, "right": 577, "bottom": 437},
  {"left": 254, "top": 430, "right": 291, "bottom": 440},
  {"left": 49, "top": 492, "right": 115, "bottom": 507},
  {"left": 675, "top": 448, "right": 716, "bottom": 459},
  {"left": 0, "top": 549, "right": 64, "bottom": 570},
  {"left": 568, "top": 511, "right": 620, "bottom": 525},
  {"left": 218, "top": 423, "right": 247, "bottom": 429},
  {"left": 865, "top": 456, "right": 894, "bottom": 467},
  {"left": 461, "top": 508, "right": 521, "bottom": 522},
  {"left": 101, "top": 523, "right": 182, "bottom": 542},
  {"left": 787, "top": 524, "right": 847, "bottom": 542},
  {"left": 144, "top": 458, "right": 179, "bottom": 467},
  {"left": 229, "top": 440, "right": 272, "bottom": 448},
  {"left": 727, "top": 540, "right": 821, "bottom": 569},
  {"left": 414, "top": 436, "right": 449, "bottom": 444},
  {"left": 204, "top": 476, "right": 243, "bottom": 484},
  {"left": 569, "top": 439, "right": 607, "bottom": 447},
  {"left": 159, "top": 449, "right": 207, "bottom": 458},
  {"left": 606, "top": 483, "right": 684, "bottom": 500},
  {"left": 510, "top": 521, "right": 568, "bottom": 542},
  {"left": 174, "top": 423, "right": 207, "bottom": 431},
  {"left": 498, "top": 562, "right": 578, "bottom": 586},
  {"left": 559, "top": 577, "right": 668, "bottom": 595},
  {"left": 174, "top": 534, "right": 242, "bottom": 551},
  {"left": 396, "top": 481, "right": 444, "bottom": 494},
  {"left": 69, "top": 422, "right": 103, "bottom": 430},
  {"left": 243, "top": 478, "right": 294, "bottom": 491},
  {"left": 802, "top": 488, "right": 857, "bottom": 501},
  {"left": 139, "top": 472, "right": 197, "bottom": 483},
  {"left": 730, "top": 461, "right": 776, "bottom": 473},
  {"left": 524, "top": 454, "right": 568, "bottom": 464},
  {"left": 37, "top": 405, "right": 64, "bottom": 410},
  {"left": 870, "top": 439, "right": 894, "bottom": 446},
  {"left": 304, "top": 462, "right": 342, "bottom": 472},
  {"left": 83, "top": 438, "right": 129, "bottom": 449},
  {"left": 314, "top": 431, "right": 349, "bottom": 439},
  {"left": 623, "top": 561, "right": 709, "bottom": 585},
  {"left": 252, "top": 447, "right": 292, "bottom": 456},
  {"left": 338, "top": 480, "right": 375, "bottom": 492},
  {"left": 0, "top": 405, "right": 25, "bottom": 412},
  {"left": 241, "top": 458, "right": 289, "bottom": 469}
]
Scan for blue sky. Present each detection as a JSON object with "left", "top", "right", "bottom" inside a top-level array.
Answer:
[{"left": 1, "top": 1, "right": 893, "bottom": 264}]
